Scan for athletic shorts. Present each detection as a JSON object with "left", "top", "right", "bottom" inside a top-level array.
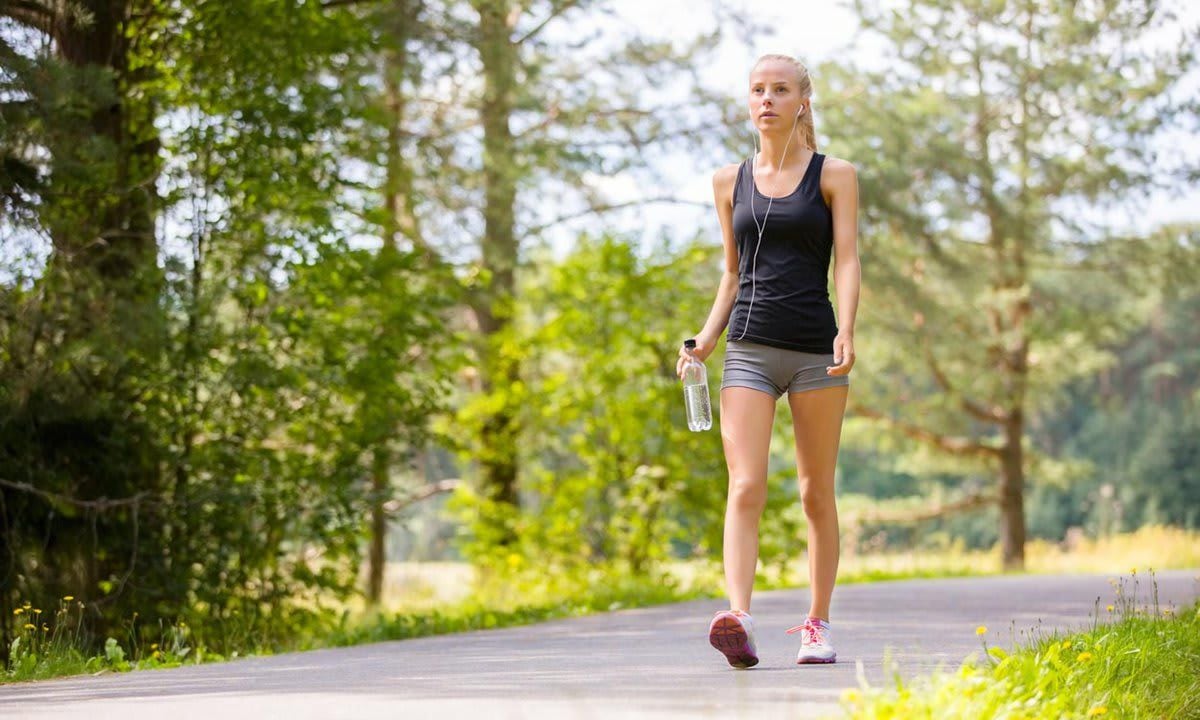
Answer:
[{"left": 720, "top": 340, "right": 849, "bottom": 399}]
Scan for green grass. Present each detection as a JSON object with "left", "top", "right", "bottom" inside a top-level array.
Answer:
[
  {"left": 839, "top": 572, "right": 1200, "bottom": 720},
  {"left": 6, "top": 598, "right": 224, "bottom": 683}
]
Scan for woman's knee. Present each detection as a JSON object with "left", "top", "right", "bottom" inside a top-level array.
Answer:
[
  {"left": 799, "top": 477, "right": 836, "bottom": 517},
  {"left": 727, "top": 475, "right": 767, "bottom": 513}
]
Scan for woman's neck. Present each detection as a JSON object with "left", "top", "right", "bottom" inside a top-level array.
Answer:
[{"left": 757, "top": 130, "right": 807, "bottom": 170}]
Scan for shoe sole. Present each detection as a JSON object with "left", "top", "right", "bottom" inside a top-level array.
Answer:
[
  {"left": 708, "top": 614, "right": 758, "bottom": 668},
  {"left": 796, "top": 654, "right": 837, "bottom": 664}
]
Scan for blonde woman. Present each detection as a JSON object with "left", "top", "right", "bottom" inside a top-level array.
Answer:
[{"left": 677, "top": 54, "right": 860, "bottom": 667}]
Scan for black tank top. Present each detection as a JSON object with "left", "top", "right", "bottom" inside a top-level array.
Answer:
[{"left": 727, "top": 152, "right": 839, "bottom": 353}]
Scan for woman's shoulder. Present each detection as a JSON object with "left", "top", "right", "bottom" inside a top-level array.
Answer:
[
  {"left": 712, "top": 160, "right": 743, "bottom": 187},
  {"left": 712, "top": 161, "right": 744, "bottom": 203},
  {"left": 819, "top": 154, "right": 857, "bottom": 181}
]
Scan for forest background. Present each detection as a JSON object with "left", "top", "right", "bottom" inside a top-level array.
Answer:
[{"left": 1, "top": 0, "right": 1198, "bottom": 664}]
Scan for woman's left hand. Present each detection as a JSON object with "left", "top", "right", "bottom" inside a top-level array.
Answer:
[{"left": 826, "top": 333, "right": 855, "bottom": 376}]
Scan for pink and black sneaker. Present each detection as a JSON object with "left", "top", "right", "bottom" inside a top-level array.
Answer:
[
  {"left": 788, "top": 617, "right": 836, "bottom": 664},
  {"left": 708, "top": 610, "right": 759, "bottom": 668}
]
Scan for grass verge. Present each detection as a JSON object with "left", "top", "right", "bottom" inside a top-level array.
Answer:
[{"left": 839, "top": 572, "right": 1200, "bottom": 719}]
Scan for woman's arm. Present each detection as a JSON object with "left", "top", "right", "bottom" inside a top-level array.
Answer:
[
  {"left": 823, "top": 157, "right": 860, "bottom": 376},
  {"left": 677, "top": 163, "right": 741, "bottom": 377}
]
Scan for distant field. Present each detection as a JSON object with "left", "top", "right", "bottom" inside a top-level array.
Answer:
[{"left": 382, "top": 526, "right": 1200, "bottom": 610}]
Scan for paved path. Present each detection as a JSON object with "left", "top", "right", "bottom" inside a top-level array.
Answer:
[{"left": 2, "top": 571, "right": 1197, "bottom": 719}]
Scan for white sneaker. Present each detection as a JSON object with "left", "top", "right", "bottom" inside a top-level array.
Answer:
[
  {"left": 708, "top": 610, "right": 759, "bottom": 668},
  {"left": 788, "top": 618, "right": 836, "bottom": 664}
]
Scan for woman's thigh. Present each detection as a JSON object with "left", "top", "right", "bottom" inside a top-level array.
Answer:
[
  {"left": 719, "top": 386, "right": 777, "bottom": 481},
  {"left": 787, "top": 385, "right": 849, "bottom": 486}
]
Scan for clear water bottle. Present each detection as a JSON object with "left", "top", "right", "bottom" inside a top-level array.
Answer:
[{"left": 681, "top": 338, "right": 713, "bottom": 432}]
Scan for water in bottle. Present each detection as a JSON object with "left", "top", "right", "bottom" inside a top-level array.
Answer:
[{"left": 681, "top": 338, "right": 713, "bottom": 432}]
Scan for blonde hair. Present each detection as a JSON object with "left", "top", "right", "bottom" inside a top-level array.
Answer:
[{"left": 753, "top": 54, "right": 817, "bottom": 151}]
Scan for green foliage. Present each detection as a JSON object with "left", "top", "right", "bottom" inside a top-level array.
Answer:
[
  {"left": 817, "top": 0, "right": 1199, "bottom": 561},
  {"left": 1034, "top": 287, "right": 1200, "bottom": 537},
  {"left": 452, "top": 235, "right": 723, "bottom": 588},
  {"left": 1, "top": 0, "right": 458, "bottom": 660}
]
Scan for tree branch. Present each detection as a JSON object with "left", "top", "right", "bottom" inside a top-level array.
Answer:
[
  {"left": 524, "top": 196, "right": 709, "bottom": 236},
  {"left": 920, "top": 338, "right": 1007, "bottom": 425},
  {"left": 850, "top": 492, "right": 997, "bottom": 526},
  {"left": 514, "top": 0, "right": 582, "bottom": 45},
  {"left": 851, "top": 405, "right": 1002, "bottom": 460},
  {"left": 1, "top": 0, "right": 54, "bottom": 32},
  {"left": 383, "top": 479, "right": 459, "bottom": 514},
  {"left": 0, "top": 478, "right": 149, "bottom": 511},
  {"left": 320, "top": 0, "right": 382, "bottom": 9}
]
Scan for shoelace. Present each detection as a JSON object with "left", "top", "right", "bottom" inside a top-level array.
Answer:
[{"left": 785, "top": 621, "right": 825, "bottom": 645}]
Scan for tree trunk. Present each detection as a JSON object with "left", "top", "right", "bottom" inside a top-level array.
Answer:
[
  {"left": 472, "top": 0, "right": 521, "bottom": 523},
  {"left": 367, "top": 447, "right": 389, "bottom": 605},
  {"left": 999, "top": 413, "right": 1026, "bottom": 570},
  {"left": 51, "top": 0, "right": 160, "bottom": 296},
  {"left": 365, "top": 0, "right": 423, "bottom": 605}
]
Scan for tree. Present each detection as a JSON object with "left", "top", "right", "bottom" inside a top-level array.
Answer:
[
  {"left": 1, "top": 0, "right": 171, "bottom": 658},
  {"left": 824, "top": 0, "right": 1198, "bottom": 568},
  {"left": 1, "top": 0, "right": 456, "bottom": 654},
  {"left": 449, "top": 0, "right": 742, "bottom": 545}
]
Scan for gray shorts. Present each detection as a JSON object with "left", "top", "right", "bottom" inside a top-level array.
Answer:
[{"left": 721, "top": 340, "right": 849, "bottom": 399}]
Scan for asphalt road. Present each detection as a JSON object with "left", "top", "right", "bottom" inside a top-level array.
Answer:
[{"left": 2, "top": 571, "right": 1197, "bottom": 719}]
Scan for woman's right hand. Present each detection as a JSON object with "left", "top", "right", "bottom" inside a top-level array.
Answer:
[{"left": 676, "top": 335, "right": 714, "bottom": 379}]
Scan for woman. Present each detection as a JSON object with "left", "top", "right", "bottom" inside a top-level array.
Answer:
[{"left": 676, "top": 53, "right": 860, "bottom": 668}]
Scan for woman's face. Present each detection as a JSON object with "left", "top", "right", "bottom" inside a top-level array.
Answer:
[{"left": 748, "top": 60, "right": 803, "bottom": 131}]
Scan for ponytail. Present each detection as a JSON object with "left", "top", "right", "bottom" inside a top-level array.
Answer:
[{"left": 799, "top": 105, "right": 817, "bottom": 151}]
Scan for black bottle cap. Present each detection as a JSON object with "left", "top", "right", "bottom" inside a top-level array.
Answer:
[{"left": 684, "top": 338, "right": 696, "bottom": 349}]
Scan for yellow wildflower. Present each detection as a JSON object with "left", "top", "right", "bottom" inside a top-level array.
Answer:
[
  {"left": 1106, "top": 605, "right": 1114, "bottom": 613},
  {"left": 12, "top": 608, "right": 22, "bottom": 616},
  {"left": 23, "top": 624, "right": 34, "bottom": 630},
  {"left": 1163, "top": 608, "right": 1174, "bottom": 617},
  {"left": 975, "top": 625, "right": 987, "bottom": 636},
  {"left": 63, "top": 595, "right": 74, "bottom": 602},
  {"left": 1130, "top": 567, "right": 1137, "bottom": 575},
  {"left": 841, "top": 689, "right": 862, "bottom": 704},
  {"left": 1077, "top": 652, "right": 1093, "bottom": 662},
  {"left": 32, "top": 608, "right": 41, "bottom": 615},
  {"left": 1062, "top": 640, "right": 1072, "bottom": 649},
  {"left": 151, "top": 643, "right": 159, "bottom": 650},
  {"left": 1087, "top": 707, "right": 1108, "bottom": 717}
]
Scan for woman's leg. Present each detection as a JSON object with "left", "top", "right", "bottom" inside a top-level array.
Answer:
[
  {"left": 787, "top": 385, "right": 849, "bottom": 621},
  {"left": 719, "top": 386, "right": 777, "bottom": 613}
]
